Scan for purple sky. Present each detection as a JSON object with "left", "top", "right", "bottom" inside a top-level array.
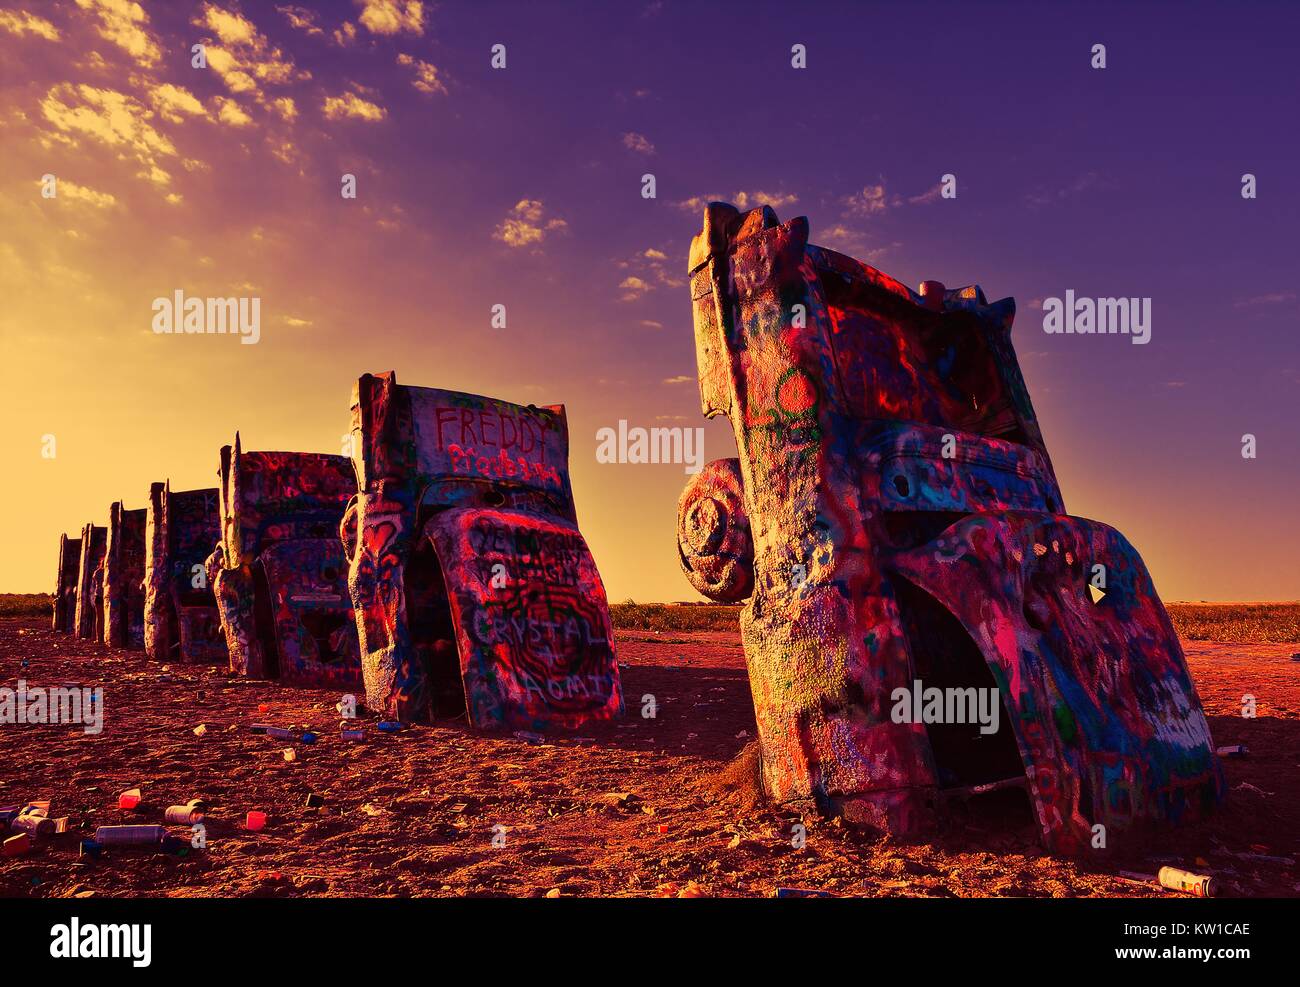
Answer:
[{"left": 3, "top": 0, "right": 1296, "bottom": 600}]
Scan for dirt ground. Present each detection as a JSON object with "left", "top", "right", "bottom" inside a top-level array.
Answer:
[{"left": 1, "top": 616, "right": 1297, "bottom": 898}]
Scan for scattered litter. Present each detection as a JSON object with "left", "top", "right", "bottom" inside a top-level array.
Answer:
[
  {"left": 304, "top": 793, "right": 325, "bottom": 809},
  {"left": 1118, "top": 870, "right": 1157, "bottom": 884},
  {"left": 774, "top": 887, "right": 835, "bottom": 898},
  {"left": 1234, "top": 782, "right": 1274, "bottom": 797},
  {"left": 450, "top": 803, "right": 469, "bottom": 814},
  {"left": 164, "top": 804, "right": 204, "bottom": 825},
  {"left": 282, "top": 748, "right": 297, "bottom": 762},
  {"left": 94, "top": 825, "right": 164, "bottom": 847},
  {"left": 377, "top": 721, "right": 403, "bottom": 734},
  {"left": 1158, "top": 866, "right": 1218, "bottom": 897},
  {"left": 193, "top": 724, "right": 207, "bottom": 737},
  {"left": 545, "top": 888, "right": 562, "bottom": 898},
  {"left": 117, "top": 788, "right": 142, "bottom": 810},
  {"left": 341, "top": 725, "right": 365, "bottom": 742},
  {"left": 2, "top": 833, "right": 32, "bottom": 857},
  {"left": 79, "top": 840, "right": 102, "bottom": 860},
  {"left": 1216, "top": 744, "right": 1248, "bottom": 758},
  {"left": 360, "top": 803, "right": 387, "bottom": 817},
  {"left": 11, "top": 808, "right": 55, "bottom": 837},
  {"left": 301, "top": 732, "right": 318, "bottom": 745},
  {"left": 513, "top": 730, "right": 544, "bottom": 743},
  {"left": 245, "top": 811, "right": 267, "bottom": 831}
]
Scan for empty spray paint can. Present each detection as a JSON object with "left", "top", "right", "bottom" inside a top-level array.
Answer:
[
  {"left": 266, "top": 726, "right": 298, "bottom": 740},
  {"left": 94, "top": 825, "right": 166, "bottom": 846},
  {"left": 1216, "top": 745, "right": 1248, "bottom": 758},
  {"left": 10, "top": 813, "right": 55, "bottom": 837},
  {"left": 377, "top": 721, "right": 402, "bottom": 733},
  {"left": 341, "top": 725, "right": 364, "bottom": 741},
  {"left": 1158, "top": 866, "right": 1218, "bottom": 897},
  {"left": 164, "top": 805, "right": 204, "bottom": 825}
]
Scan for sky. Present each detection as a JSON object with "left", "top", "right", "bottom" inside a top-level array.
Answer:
[{"left": 1, "top": 0, "right": 1296, "bottom": 602}]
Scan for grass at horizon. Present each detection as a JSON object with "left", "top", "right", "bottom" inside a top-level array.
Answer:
[{"left": 3, "top": 595, "right": 1297, "bottom": 643}]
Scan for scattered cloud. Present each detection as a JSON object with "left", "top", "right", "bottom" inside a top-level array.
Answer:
[
  {"left": 843, "top": 183, "right": 891, "bottom": 216},
  {"left": 39, "top": 83, "right": 177, "bottom": 187},
  {"left": 662, "top": 375, "right": 693, "bottom": 385},
  {"left": 0, "top": 9, "right": 60, "bottom": 41},
  {"left": 322, "top": 91, "right": 387, "bottom": 121},
  {"left": 270, "top": 96, "right": 298, "bottom": 121},
  {"left": 148, "top": 83, "right": 206, "bottom": 123},
  {"left": 675, "top": 190, "right": 798, "bottom": 213},
  {"left": 1234, "top": 291, "right": 1296, "bottom": 308},
  {"left": 397, "top": 53, "right": 446, "bottom": 95},
  {"left": 276, "top": 5, "right": 324, "bottom": 37},
  {"left": 193, "top": 3, "right": 308, "bottom": 103},
  {"left": 356, "top": 0, "right": 424, "bottom": 36},
  {"left": 1024, "top": 171, "right": 1107, "bottom": 208},
  {"left": 214, "top": 95, "right": 253, "bottom": 127},
  {"left": 75, "top": 0, "right": 161, "bottom": 66},
  {"left": 622, "top": 132, "right": 654, "bottom": 155},
  {"left": 616, "top": 245, "right": 682, "bottom": 300},
  {"left": 493, "top": 199, "right": 568, "bottom": 249},
  {"left": 333, "top": 21, "right": 358, "bottom": 46},
  {"left": 49, "top": 180, "right": 118, "bottom": 209}
]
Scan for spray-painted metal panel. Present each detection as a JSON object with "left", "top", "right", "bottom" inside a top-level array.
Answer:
[
  {"left": 677, "top": 202, "right": 1221, "bottom": 851},
  {"left": 74, "top": 523, "right": 107, "bottom": 641},
  {"left": 345, "top": 371, "right": 623, "bottom": 728},
  {"left": 104, "top": 503, "right": 147, "bottom": 649},
  {"left": 145, "top": 483, "right": 227, "bottom": 663},
  {"left": 53, "top": 534, "right": 81, "bottom": 633},
  {"left": 213, "top": 436, "right": 360, "bottom": 685}
]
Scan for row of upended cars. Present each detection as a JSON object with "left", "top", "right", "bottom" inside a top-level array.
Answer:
[{"left": 50, "top": 371, "right": 626, "bottom": 733}]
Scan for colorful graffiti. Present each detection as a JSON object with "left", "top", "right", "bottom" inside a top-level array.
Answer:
[
  {"left": 214, "top": 435, "right": 361, "bottom": 688},
  {"left": 74, "top": 523, "right": 107, "bottom": 641},
  {"left": 345, "top": 372, "right": 623, "bottom": 729},
  {"left": 678, "top": 202, "right": 1222, "bottom": 852},
  {"left": 103, "top": 502, "right": 147, "bottom": 649},
  {"left": 144, "top": 482, "right": 228, "bottom": 663},
  {"left": 52, "top": 533, "right": 82, "bottom": 633}
]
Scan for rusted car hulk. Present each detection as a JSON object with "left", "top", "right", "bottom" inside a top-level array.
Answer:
[
  {"left": 144, "top": 483, "right": 228, "bottom": 663},
  {"left": 213, "top": 435, "right": 361, "bottom": 688},
  {"left": 74, "top": 523, "right": 107, "bottom": 641},
  {"left": 53, "top": 533, "right": 82, "bottom": 632},
  {"left": 344, "top": 372, "right": 623, "bottom": 730},
  {"left": 677, "top": 202, "right": 1222, "bottom": 853},
  {"left": 103, "top": 501, "right": 147, "bottom": 649}
]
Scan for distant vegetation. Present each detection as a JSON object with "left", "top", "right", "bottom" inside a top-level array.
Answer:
[
  {"left": 611, "top": 600, "right": 1300, "bottom": 644},
  {"left": 609, "top": 601, "right": 741, "bottom": 632},
  {"left": 4, "top": 595, "right": 1297, "bottom": 643},
  {"left": 0, "top": 593, "right": 53, "bottom": 618},
  {"left": 1166, "top": 602, "right": 1300, "bottom": 644}
]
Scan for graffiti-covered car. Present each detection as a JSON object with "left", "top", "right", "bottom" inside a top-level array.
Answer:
[
  {"left": 74, "top": 522, "right": 107, "bottom": 641},
  {"left": 53, "top": 533, "right": 82, "bottom": 633},
  {"left": 213, "top": 435, "right": 361, "bottom": 689},
  {"left": 677, "top": 202, "right": 1222, "bottom": 853},
  {"left": 343, "top": 371, "right": 623, "bottom": 730},
  {"left": 103, "top": 501, "right": 147, "bottom": 649},
  {"left": 144, "top": 483, "right": 227, "bottom": 663}
]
